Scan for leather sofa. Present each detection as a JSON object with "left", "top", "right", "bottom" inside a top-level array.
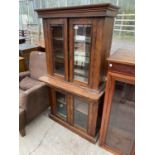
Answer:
[{"left": 19, "top": 51, "right": 50, "bottom": 136}]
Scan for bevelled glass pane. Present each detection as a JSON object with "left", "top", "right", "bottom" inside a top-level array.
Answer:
[
  {"left": 51, "top": 25, "right": 64, "bottom": 76},
  {"left": 74, "top": 97, "right": 88, "bottom": 130},
  {"left": 105, "top": 81, "right": 135, "bottom": 155},
  {"left": 56, "top": 91, "right": 66, "bottom": 120},
  {"left": 73, "top": 25, "right": 91, "bottom": 83}
]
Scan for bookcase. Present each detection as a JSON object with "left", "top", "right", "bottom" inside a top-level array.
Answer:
[{"left": 36, "top": 3, "right": 119, "bottom": 143}]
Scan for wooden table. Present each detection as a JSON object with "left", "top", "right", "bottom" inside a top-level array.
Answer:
[
  {"left": 19, "top": 57, "right": 26, "bottom": 72},
  {"left": 19, "top": 43, "right": 41, "bottom": 69}
]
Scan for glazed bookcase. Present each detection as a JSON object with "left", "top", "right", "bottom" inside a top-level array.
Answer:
[{"left": 36, "top": 3, "right": 119, "bottom": 143}]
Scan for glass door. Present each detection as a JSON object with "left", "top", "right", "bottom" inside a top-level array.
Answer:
[
  {"left": 105, "top": 81, "right": 135, "bottom": 155},
  {"left": 55, "top": 91, "right": 67, "bottom": 120},
  {"left": 73, "top": 97, "right": 89, "bottom": 131},
  {"left": 47, "top": 19, "right": 68, "bottom": 80},
  {"left": 69, "top": 19, "right": 94, "bottom": 86}
]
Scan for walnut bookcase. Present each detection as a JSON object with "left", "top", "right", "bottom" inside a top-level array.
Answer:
[{"left": 36, "top": 3, "right": 119, "bottom": 143}]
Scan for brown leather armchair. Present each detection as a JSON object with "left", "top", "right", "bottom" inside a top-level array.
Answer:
[{"left": 19, "top": 51, "right": 50, "bottom": 136}]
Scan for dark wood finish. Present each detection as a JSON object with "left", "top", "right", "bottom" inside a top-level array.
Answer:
[
  {"left": 69, "top": 18, "right": 95, "bottom": 87},
  {"left": 36, "top": 4, "right": 119, "bottom": 91},
  {"left": 50, "top": 89, "right": 56, "bottom": 115},
  {"left": 108, "top": 49, "right": 135, "bottom": 76},
  {"left": 88, "top": 102, "right": 98, "bottom": 137},
  {"left": 99, "top": 50, "right": 135, "bottom": 155},
  {"left": 35, "top": 3, "right": 119, "bottom": 18},
  {"left": 41, "top": 79, "right": 103, "bottom": 143},
  {"left": 108, "top": 62, "right": 135, "bottom": 76},
  {"left": 45, "top": 19, "right": 69, "bottom": 80},
  {"left": 36, "top": 4, "right": 119, "bottom": 143},
  {"left": 48, "top": 88, "right": 102, "bottom": 143},
  {"left": 107, "top": 49, "right": 135, "bottom": 65},
  {"left": 67, "top": 95, "right": 73, "bottom": 125}
]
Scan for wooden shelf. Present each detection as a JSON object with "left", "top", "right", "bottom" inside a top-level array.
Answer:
[
  {"left": 39, "top": 76, "right": 104, "bottom": 101},
  {"left": 55, "top": 69, "right": 64, "bottom": 75},
  {"left": 55, "top": 57, "right": 64, "bottom": 64},
  {"left": 75, "top": 103, "right": 88, "bottom": 115},
  {"left": 53, "top": 37, "right": 64, "bottom": 41},
  {"left": 75, "top": 40, "right": 91, "bottom": 44},
  {"left": 74, "top": 68, "right": 88, "bottom": 78},
  {"left": 74, "top": 75, "right": 87, "bottom": 83},
  {"left": 57, "top": 97, "right": 66, "bottom": 105}
]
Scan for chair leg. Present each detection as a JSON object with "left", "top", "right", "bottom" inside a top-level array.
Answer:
[
  {"left": 20, "top": 128, "right": 26, "bottom": 137},
  {"left": 19, "top": 108, "right": 26, "bottom": 137}
]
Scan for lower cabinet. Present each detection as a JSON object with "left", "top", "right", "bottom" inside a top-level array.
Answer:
[{"left": 50, "top": 88, "right": 103, "bottom": 143}]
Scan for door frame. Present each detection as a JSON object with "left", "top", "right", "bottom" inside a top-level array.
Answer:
[
  {"left": 99, "top": 71, "right": 135, "bottom": 155},
  {"left": 44, "top": 18, "right": 68, "bottom": 80},
  {"left": 69, "top": 18, "right": 96, "bottom": 87}
]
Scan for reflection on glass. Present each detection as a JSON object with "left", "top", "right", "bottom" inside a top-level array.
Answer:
[
  {"left": 51, "top": 25, "right": 64, "bottom": 76},
  {"left": 73, "top": 25, "right": 91, "bottom": 83},
  {"left": 105, "top": 81, "right": 135, "bottom": 155},
  {"left": 56, "top": 91, "right": 66, "bottom": 120},
  {"left": 74, "top": 97, "right": 88, "bottom": 130}
]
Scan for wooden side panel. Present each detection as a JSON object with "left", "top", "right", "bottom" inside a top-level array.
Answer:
[
  {"left": 88, "top": 102, "right": 99, "bottom": 137},
  {"left": 91, "top": 18, "right": 105, "bottom": 89},
  {"left": 91, "top": 17, "right": 115, "bottom": 90},
  {"left": 50, "top": 88, "right": 56, "bottom": 115},
  {"left": 100, "top": 17, "right": 115, "bottom": 79},
  {"left": 99, "top": 73, "right": 115, "bottom": 145},
  {"left": 43, "top": 19, "right": 52, "bottom": 75}
]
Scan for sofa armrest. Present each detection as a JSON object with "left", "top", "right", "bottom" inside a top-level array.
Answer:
[
  {"left": 23, "top": 83, "right": 50, "bottom": 123},
  {"left": 24, "top": 83, "right": 46, "bottom": 95},
  {"left": 19, "top": 71, "right": 30, "bottom": 81}
]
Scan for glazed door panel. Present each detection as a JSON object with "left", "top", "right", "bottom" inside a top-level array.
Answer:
[
  {"left": 55, "top": 91, "right": 67, "bottom": 121},
  {"left": 46, "top": 19, "right": 68, "bottom": 80},
  {"left": 73, "top": 97, "right": 89, "bottom": 131},
  {"left": 101, "top": 76, "right": 135, "bottom": 155},
  {"left": 69, "top": 19, "right": 95, "bottom": 87}
]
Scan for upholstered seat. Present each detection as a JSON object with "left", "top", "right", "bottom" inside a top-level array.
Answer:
[{"left": 20, "top": 76, "right": 44, "bottom": 90}]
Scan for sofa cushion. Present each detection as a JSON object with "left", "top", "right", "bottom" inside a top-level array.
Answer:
[{"left": 19, "top": 76, "right": 43, "bottom": 90}]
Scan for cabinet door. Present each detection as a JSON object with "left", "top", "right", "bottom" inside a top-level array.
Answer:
[
  {"left": 69, "top": 19, "right": 95, "bottom": 87},
  {"left": 100, "top": 76, "right": 135, "bottom": 155},
  {"left": 73, "top": 97, "right": 89, "bottom": 131},
  {"left": 45, "top": 19, "right": 68, "bottom": 80}
]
